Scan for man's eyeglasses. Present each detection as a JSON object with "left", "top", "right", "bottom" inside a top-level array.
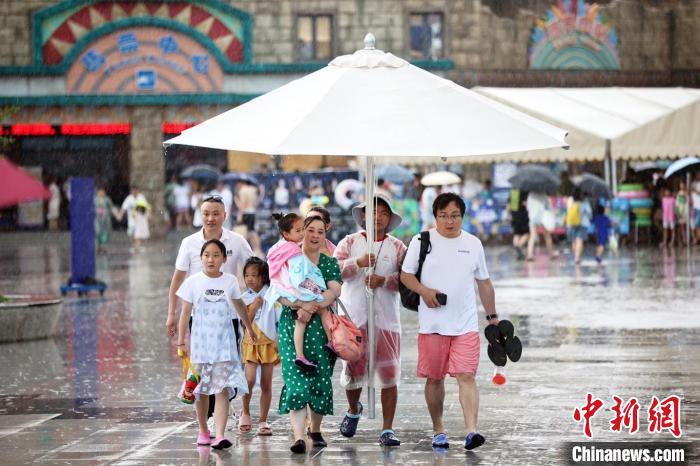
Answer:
[
  {"left": 202, "top": 195, "right": 224, "bottom": 204},
  {"left": 436, "top": 214, "right": 463, "bottom": 222}
]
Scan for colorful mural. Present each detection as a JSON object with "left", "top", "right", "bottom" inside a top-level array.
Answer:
[
  {"left": 67, "top": 28, "right": 223, "bottom": 93},
  {"left": 529, "top": 0, "right": 620, "bottom": 70},
  {"left": 38, "top": 1, "right": 249, "bottom": 66}
]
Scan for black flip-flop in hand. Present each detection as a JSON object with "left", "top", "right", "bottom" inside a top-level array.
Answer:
[
  {"left": 485, "top": 324, "right": 507, "bottom": 366},
  {"left": 484, "top": 320, "right": 522, "bottom": 366},
  {"left": 498, "top": 320, "right": 522, "bottom": 363}
]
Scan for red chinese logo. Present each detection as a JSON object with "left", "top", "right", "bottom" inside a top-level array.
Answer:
[
  {"left": 573, "top": 394, "right": 682, "bottom": 438},
  {"left": 647, "top": 395, "right": 682, "bottom": 438},
  {"left": 609, "top": 395, "right": 640, "bottom": 434},
  {"left": 572, "top": 392, "right": 604, "bottom": 438}
]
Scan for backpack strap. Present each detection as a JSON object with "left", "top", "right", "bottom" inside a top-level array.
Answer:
[{"left": 415, "top": 231, "right": 432, "bottom": 281}]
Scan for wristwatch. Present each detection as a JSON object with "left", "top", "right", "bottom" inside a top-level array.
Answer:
[{"left": 485, "top": 313, "right": 498, "bottom": 321}]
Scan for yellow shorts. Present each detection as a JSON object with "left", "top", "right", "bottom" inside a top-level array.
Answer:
[{"left": 242, "top": 323, "right": 280, "bottom": 365}]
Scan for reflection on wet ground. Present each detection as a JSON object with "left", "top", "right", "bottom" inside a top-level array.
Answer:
[{"left": 0, "top": 232, "right": 698, "bottom": 465}]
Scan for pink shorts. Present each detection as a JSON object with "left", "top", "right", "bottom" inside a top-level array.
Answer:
[
  {"left": 417, "top": 332, "right": 480, "bottom": 380},
  {"left": 344, "top": 326, "right": 400, "bottom": 382}
]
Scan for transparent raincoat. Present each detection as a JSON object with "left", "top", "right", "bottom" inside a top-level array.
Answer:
[{"left": 333, "top": 232, "right": 407, "bottom": 390}]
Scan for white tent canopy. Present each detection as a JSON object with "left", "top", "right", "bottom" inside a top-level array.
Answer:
[{"left": 462, "top": 87, "right": 700, "bottom": 164}]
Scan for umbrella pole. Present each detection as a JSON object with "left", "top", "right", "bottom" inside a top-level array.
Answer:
[{"left": 365, "top": 156, "right": 376, "bottom": 420}]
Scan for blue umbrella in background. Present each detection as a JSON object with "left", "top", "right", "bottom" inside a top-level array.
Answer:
[
  {"left": 180, "top": 164, "right": 222, "bottom": 181},
  {"left": 376, "top": 164, "right": 415, "bottom": 184},
  {"left": 664, "top": 156, "right": 700, "bottom": 251},
  {"left": 220, "top": 172, "right": 259, "bottom": 185},
  {"left": 664, "top": 156, "right": 700, "bottom": 180}
]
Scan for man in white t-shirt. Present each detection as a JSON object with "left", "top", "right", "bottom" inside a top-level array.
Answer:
[
  {"left": 166, "top": 195, "right": 253, "bottom": 337},
  {"left": 401, "top": 192, "right": 498, "bottom": 451}
]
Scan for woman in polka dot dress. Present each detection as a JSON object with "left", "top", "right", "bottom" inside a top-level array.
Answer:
[{"left": 276, "top": 216, "right": 342, "bottom": 454}]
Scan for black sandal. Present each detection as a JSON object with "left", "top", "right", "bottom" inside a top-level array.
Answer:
[
  {"left": 290, "top": 439, "right": 306, "bottom": 454},
  {"left": 498, "top": 320, "right": 522, "bottom": 363},
  {"left": 485, "top": 324, "right": 507, "bottom": 366}
]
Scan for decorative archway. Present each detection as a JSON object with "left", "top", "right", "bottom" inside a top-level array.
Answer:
[
  {"left": 35, "top": 0, "right": 251, "bottom": 67},
  {"left": 529, "top": 1, "right": 620, "bottom": 70}
]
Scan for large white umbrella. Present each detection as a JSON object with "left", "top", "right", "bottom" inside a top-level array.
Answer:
[{"left": 165, "top": 34, "right": 569, "bottom": 418}]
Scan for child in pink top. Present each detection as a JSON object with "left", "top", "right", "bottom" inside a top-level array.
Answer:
[{"left": 660, "top": 188, "right": 676, "bottom": 248}]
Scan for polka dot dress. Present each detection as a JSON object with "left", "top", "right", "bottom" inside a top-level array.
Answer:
[{"left": 278, "top": 254, "right": 342, "bottom": 416}]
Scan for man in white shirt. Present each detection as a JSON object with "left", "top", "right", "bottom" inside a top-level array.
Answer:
[{"left": 401, "top": 192, "right": 498, "bottom": 451}]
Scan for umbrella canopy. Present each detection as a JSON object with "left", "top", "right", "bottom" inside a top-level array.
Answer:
[
  {"left": 376, "top": 165, "right": 415, "bottom": 184},
  {"left": 220, "top": 172, "right": 259, "bottom": 185},
  {"left": 664, "top": 156, "right": 700, "bottom": 179},
  {"left": 508, "top": 166, "right": 559, "bottom": 195},
  {"left": 0, "top": 157, "right": 51, "bottom": 209},
  {"left": 180, "top": 164, "right": 222, "bottom": 181},
  {"left": 421, "top": 171, "right": 461, "bottom": 186},
  {"left": 574, "top": 173, "right": 611, "bottom": 199},
  {"left": 165, "top": 37, "right": 568, "bottom": 157}
]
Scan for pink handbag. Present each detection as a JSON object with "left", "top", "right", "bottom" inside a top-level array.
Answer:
[{"left": 322, "top": 299, "right": 365, "bottom": 363}]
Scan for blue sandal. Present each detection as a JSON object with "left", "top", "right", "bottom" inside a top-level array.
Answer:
[
  {"left": 339, "top": 401, "right": 363, "bottom": 438},
  {"left": 432, "top": 432, "right": 449, "bottom": 448}
]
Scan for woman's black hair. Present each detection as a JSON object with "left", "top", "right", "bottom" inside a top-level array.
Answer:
[
  {"left": 303, "top": 215, "right": 327, "bottom": 230},
  {"left": 308, "top": 206, "right": 331, "bottom": 224},
  {"left": 272, "top": 212, "right": 302, "bottom": 234},
  {"left": 243, "top": 257, "right": 270, "bottom": 286},
  {"left": 432, "top": 192, "right": 466, "bottom": 217},
  {"left": 200, "top": 238, "right": 227, "bottom": 257}
]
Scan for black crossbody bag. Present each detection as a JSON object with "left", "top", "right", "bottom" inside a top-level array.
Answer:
[{"left": 398, "top": 231, "right": 431, "bottom": 311}]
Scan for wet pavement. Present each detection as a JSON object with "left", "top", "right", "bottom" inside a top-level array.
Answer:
[{"left": 0, "top": 231, "right": 698, "bottom": 465}]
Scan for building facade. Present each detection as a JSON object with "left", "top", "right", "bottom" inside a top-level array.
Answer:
[{"left": 1, "top": 0, "right": 698, "bottom": 234}]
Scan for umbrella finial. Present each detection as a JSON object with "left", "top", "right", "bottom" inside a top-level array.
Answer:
[{"left": 363, "top": 33, "right": 376, "bottom": 50}]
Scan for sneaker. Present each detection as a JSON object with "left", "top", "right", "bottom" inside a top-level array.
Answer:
[
  {"left": 379, "top": 429, "right": 401, "bottom": 446},
  {"left": 294, "top": 356, "right": 317, "bottom": 371},
  {"left": 197, "top": 431, "right": 211, "bottom": 446},
  {"left": 464, "top": 432, "right": 485, "bottom": 450},
  {"left": 432, "top": 432, "right": 449, "bottom": 449},
  {"left": 339, "top": 401, "right": 363, "bottom": 438},
  {"left": 211, "top": 436, "right": 232, "bottom": 450}
]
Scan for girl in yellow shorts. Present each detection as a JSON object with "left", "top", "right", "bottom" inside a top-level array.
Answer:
[{"left": 239, "top": 257, "right": 280, "bottom": 436}]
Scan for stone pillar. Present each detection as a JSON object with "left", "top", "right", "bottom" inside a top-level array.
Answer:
[{"left": 129, "top": 107, "right": 166, "bottom": 239}]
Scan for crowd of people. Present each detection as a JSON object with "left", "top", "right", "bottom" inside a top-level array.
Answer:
[{"left": 165, "top": 191, "right": 499, "bottom": 453}]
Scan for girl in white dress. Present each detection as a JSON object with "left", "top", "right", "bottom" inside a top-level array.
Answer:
[{"left": 177, "top": 239, "right": 256, "bottom": 449}]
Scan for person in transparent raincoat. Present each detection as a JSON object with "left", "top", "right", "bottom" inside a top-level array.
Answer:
[
  {"left": 177, "top": 239, "right": 256, "bottom": 450},
  {"left": 333, "top": 195, "right": 407, "bottom": 447}
]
